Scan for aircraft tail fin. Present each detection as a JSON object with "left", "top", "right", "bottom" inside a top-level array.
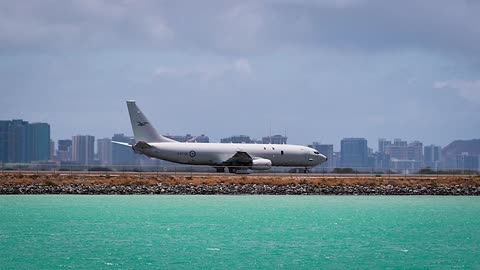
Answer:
[{"left": 126, "top": 100, "right": 177, "bottom": 143}]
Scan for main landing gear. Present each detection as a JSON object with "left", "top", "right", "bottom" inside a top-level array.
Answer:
[{"left": 213, "top": 166, "right": 239, "bottom": 174}]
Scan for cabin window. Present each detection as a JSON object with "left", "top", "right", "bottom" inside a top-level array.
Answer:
[
  {"left": 264, "top": 147, "right": 266, "bottom": 150},
  {"left": 272, "top": 147, "right": 275, "bottom": 150},
  {"left": 281, "top": 150, "right": 284, "bottom": 155}
]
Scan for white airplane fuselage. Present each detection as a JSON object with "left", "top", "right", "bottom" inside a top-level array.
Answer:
[
  {"left": 140, "top": 142, "right": 325, "bottom": 167},
  {"left": 120, "top": 100, "right": 327, "bottom": 172}
]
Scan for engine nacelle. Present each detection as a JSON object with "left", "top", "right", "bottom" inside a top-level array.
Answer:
[{"left": 249, "top": 158, "right": 272, "bottom": 170}]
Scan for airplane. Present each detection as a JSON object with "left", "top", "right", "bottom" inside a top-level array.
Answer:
[{"left": 113, "top": 100, "right": 328, "bottom": 173}]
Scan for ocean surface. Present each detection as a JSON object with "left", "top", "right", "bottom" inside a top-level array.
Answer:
[{"left": 0, "top": 196, "right": 479, "bottom": 269}]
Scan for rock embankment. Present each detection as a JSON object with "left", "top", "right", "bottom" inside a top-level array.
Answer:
[
  {"left": 1, "top": 183, "right": 479, "bottom": 195},
  {"left": 1, "top": 173, "right": 479, "bottom": 195}
]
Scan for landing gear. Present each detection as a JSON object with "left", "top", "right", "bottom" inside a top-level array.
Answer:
[
  {"left": 304, "top": 168, "right": 310, "bottom": 173},
  {"left": 228, "top": 167, "right": 237, "bottom": 174},
  {"left": 215, "top": 167, "right": 225, "bottom": 173}
]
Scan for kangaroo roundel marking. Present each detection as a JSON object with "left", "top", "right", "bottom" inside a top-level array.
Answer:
[{"left": 189, "top": 151, "right": 196, "bottom": 157}]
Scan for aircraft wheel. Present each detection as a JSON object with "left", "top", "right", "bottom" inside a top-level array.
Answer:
[
  {"left": 228, "top": 167, "right": 237, "bottom": 173},
  {"left": 216, "top": 167, "right": 225, "bottom": 173},
  {"left": 304, "top": 168, "right": 310, "bottom": 173}
]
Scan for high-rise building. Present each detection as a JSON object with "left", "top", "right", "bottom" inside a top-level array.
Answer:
[
  {"left": 191, "top": 134, "right": 209, "bottom": 143},
  {"left": 0, "top": 121, "right": 9, "bottom": 163},
  {"left": 455, "top": 153, "right": 479, "bottom": 170},
  {"left": 373, "top": 152, "right": 391, "bottom": 170},
  {"left": 111, "top": 133, "right": 136, "bottom": 165},
  {"left": 340, "top": 138, "right": 368, "bottom": 168},
  {"left": 385, "top": 139, "right": 408, "bottom": 160},
  {"left": 58, "top": 140, "right": 72, "bottom": 151},
  {"left": 0, "top": 120, "right": 51, "bottom": 163},
  {"left": 262, "top": 135, "right": 287, "bottom": 144},
  {"left": 424, "top": 145, "right": 442, "bottom": 169},
  {"left": 164, "top": 134, "right": 210, "bottom": 143},
  {"left": 97, "top": 138, "right": 112, "bottom": 166},
  {"left": 72, "top": 135, "right": 95, "bottom": 165},
  {"left": 378, "top": 138, "right": 391, "bottom": 153},
  {"left": 221, "top": 135, "right": 253, "bottom": 144},
  {"left": 334, "top": 152, "right": 341, "bottom": 168},
  {"left": 309, "top": 142, "right": 334, "bottom": 168},
  {"left": 50, "top": 139, "right": 55, "bottom": 160},
  {"left": 28, "top": 123, "right": 50, "bottom": 162},
  {"left": 5, "top": 120, "right": 30, "bottom": 163},
  {"left": 56, "top": 139, "right": 72, "bottom": 161},
  {"left": 381, "top": 138, "right": 423, "bottom": 161},
  {"left": 407, "top": 141, "right": 423, "bottom": 161}
]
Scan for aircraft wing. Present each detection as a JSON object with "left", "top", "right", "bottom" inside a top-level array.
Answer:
[{"left": 224, "top": 151, "right": 253, "bottom": 164}]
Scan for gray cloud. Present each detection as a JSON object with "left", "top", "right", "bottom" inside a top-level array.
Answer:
[
  {"left": 153, "top": 58, "right": 252, "bottom": 81},
  {"left": 1, "top": 0, "right": 479, "bottom": 56},
  {"left": 1, "top": 0, "right": 479, "bottom": 147},
  {"left": 266, "top": 0, "right": 480, "bottom": 55},
  {"left": 434, "top": 80, "right": 480, "bottom": 104}
]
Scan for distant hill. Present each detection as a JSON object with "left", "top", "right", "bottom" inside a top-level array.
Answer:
[{"left": 442, "top": 139, "right": 480, "bottom": 156}]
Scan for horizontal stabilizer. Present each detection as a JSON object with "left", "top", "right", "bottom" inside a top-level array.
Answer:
[{"left": 112, "top": 141, "right": 132, "bottom": 147}]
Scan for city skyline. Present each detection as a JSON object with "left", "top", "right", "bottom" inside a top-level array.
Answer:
[
  {"left": 3, "top": 101, "right": 478, "bottom": 151},
  {"left": 1, "top": 117, "right": 475, "bottom": 152},
  {"left": 2, "top": 114, "right": 477, "bottom": 154},
  {"left": 0, "top": 118, "right": 478, "bottom": 152},
  {"left": 2, "top": 117, "right": 478, "bottom": 171},
  {"left": 35, "top": 129, "right": 480, "bottom": 153},
  {"left": 1, "top": 1, "right": 479, "bottom": 150}
]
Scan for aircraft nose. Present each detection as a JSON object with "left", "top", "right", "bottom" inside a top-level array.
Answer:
[{"left": 320, "top": 154, "right": 328, "bottom": 162}]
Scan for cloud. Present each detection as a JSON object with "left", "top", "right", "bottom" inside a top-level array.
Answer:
[
  {"left": 1, "top": 0, "right": 479, "bottom": 57},
  {"left": 233, "top": 58, "right": 252, "bottom": 74},
  {"left": 0, "top": 1, "right": 174, "bottom": 50},
  {"left": 154, "top": 58, "right": 252, "bottom": 81},
  {"left": 434, "top": 80, "right": 480, "bottom": 104}
]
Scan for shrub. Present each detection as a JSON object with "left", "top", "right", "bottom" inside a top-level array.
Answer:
[{"left": 332, "top": 168, "right": 355, "bottom": 174}]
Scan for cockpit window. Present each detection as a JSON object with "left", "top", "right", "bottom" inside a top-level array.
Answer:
[{"left": 314, "top": 151, "right": 320, "bottom": 155}]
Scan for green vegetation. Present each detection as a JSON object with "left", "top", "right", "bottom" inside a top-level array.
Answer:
[
  {"left": 88, "top": 167, "right": 113, "bottom": 172},
  {"left": 332, "top": 168, "right": 356, "bottom": 174},
  {"left": 418, "top": 167, "right": 479, "bottom": 175}
]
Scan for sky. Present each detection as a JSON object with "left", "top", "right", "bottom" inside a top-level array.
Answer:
[{"left": 1, "top": 0, "right": 479, "bottom": 151}]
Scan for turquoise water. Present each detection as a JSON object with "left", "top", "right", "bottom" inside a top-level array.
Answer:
[{"left": 0, "top": 196, "right": 479, "bottom": 269}]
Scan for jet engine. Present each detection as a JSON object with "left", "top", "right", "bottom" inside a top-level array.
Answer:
[{"left": 249, "top": 158, "right": 272, "bottom": 170}]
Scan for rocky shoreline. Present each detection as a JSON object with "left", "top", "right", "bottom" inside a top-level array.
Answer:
[
  {"left": 1, "top": 173, "right": 479, "bottom": 195},
  {"left": 1, "top": 183, "right": 479, "bottom": 195}
]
